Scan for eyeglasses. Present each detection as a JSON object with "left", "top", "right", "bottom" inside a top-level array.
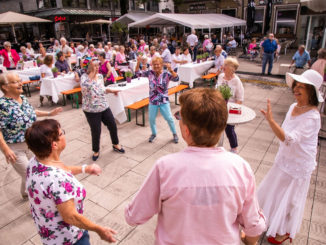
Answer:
[
  {"left": 59, "top": 129, "right": 66, "bottom": 136},
  {"left": 174, "top": 111, "right": 181, "bottom": 120}
]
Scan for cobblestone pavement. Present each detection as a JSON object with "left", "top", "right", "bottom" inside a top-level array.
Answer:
[{"left": 0, "top": 79, "right": 325, "bottom": 245}]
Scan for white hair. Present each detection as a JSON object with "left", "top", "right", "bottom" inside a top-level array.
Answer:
[
  {"left": 4, "top": 41, "right": 11, "bottom": 47},
  {"left": 60, "top": 37, "right": 67, "bottom": 43}
]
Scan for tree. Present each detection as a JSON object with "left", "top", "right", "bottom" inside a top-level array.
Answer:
[{"left": 111, "top": 21, "right": 128, "bottom": 44}]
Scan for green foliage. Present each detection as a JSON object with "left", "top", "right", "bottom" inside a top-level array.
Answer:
[
  {"left": 52, "top": 67, "right": 58, "bottom": 73},
  {"left": 218, "top": 85, "right": 233, "bottom": 101},
  {"left": 124, "top": 70, "right": 133, "bottom": 78},
  {"left": 111, "top": 22, "right": 128, "bottom": 35},
  {"left": 197, "top": 54, "right": 202, "bottom": 60}
]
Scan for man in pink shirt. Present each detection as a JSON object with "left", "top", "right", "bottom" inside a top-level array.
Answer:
[{"left": 125, "top": 88, "right": 266, "bottom": 245}]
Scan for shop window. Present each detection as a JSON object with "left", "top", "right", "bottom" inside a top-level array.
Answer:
[
  {"left": 91, "top": 0, "right": 111, "bottom": 8},
  {"left": 275, "top": 8, "right": 298, "bottom": 35}
]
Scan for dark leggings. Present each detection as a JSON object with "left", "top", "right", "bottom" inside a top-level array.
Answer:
[
  {"left": 225, "top": 124, "right": 238, "bottom": 149},
  {"left": 84, "top": 107, "right": 119, "bottom": 153}
]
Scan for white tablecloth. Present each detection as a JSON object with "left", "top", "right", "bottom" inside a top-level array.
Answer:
[
  {"left": 24, "top": 60, "right": 35, "bottom": 69},
  {"left": 129, "top": 60, "right": 137, "bottom": 72},
  {"left": 40, "top": 73, "right": 77, "bottom": 103},
  {"left": 177, "top": 60, "right": 214, "bottom": 88},
  {"left": 15, "top": 67, "right": 41, "bottom": 81},
  {"left": 0, "top": 65, "right": 6, "bottom": 73},
  {"left": 107, "top": 77, "right": 178, "bottom": 124},
  {"left": 227, "top": 102, "right": 256, "bottom": 124}
]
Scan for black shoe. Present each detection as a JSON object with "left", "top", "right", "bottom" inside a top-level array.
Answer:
[
  {"left": 113, "top": 145, "right": 125, "bottom": 153},
  {"left": 261, "top": 73, "right": 265, "bottom": 75},
  {"left": 92, "top": 152, "right": 99, "bottom": 161},
  {"left": 173, "top": 134, "right": 179, "bottom": 144},
  {"left": 149, "top": 134, "right": 156, "bottom": 143},
  {"left": 268, "top": 72, "right": 271, "bottom": 75}
]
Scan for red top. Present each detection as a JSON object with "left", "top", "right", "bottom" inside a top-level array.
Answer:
[{"left": 0, "top": 49, "right": 20, "bottom": 68}]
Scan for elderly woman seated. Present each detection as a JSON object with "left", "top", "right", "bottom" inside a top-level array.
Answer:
[
  {"left": 125, "top": 87, "right": 266, "bottom": 245},
  {"left": 55, "top": 51, "right": 70, "bottom": 74},
  {"left": 19, "top": 46, "right": 32, "bottom": 60}
]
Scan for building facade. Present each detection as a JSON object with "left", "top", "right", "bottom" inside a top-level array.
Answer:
[{"left": 0, "top": 0, "right": 121, "bottom": 41}]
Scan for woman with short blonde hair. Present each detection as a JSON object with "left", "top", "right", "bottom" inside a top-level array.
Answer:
[
  {"left": 135, "top": 54, "right": 179, "bottom": 143},
  {"left": 215, "top": 57, "right": 244, "bottom": 153}
]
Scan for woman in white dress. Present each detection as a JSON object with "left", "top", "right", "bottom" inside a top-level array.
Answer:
[{"left": 258, "top": 69, "right": 323, "bottom": 244}]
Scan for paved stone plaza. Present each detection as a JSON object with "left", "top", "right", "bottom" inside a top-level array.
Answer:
[{"left": 0, "top": 73, "right": 325, "bottom": 245}]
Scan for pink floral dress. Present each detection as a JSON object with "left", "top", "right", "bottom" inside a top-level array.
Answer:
[{"left": 26, "top": 157, "right": 86, "bottom": 245}]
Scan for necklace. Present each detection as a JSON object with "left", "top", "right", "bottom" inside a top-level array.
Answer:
[{"left": 295, "top": 104, "right": 309, "bottom": 109}]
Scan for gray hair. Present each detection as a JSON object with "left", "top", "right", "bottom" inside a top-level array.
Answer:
[
  {"left": 0, "top": 72, "right": 16, "bottom": 93},
  {"left": 4, "top": 41, "right": 11, "bottom": 47},
  {"left": 299, "top": 45, "right": 305, "bottom": 50},
  {"left": 317, "top": 48, "right": 326, "bottom": 59},
  {"left": 20, "top": 46, "right": 26, "bottom": 51},
  {"left": 60, "top": 37, "right": 67, "bottom": 43},
  {"left": 26, "top": 42, "right": 31, "bottom": 46}
]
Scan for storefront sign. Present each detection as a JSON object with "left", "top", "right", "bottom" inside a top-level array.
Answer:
[
  {"left": 55, "top": 16, "right": 66, "bottom": 22},
  {"left": 189, "top": 3, "right": 206, "bottom": 11}
]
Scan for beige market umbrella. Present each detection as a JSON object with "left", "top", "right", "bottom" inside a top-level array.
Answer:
[
  {"left": 80, "top": 19, "right": 112, "bottom": 37},
  {"left": 0, "top": 11, "right": 52, "bottom": 43}
]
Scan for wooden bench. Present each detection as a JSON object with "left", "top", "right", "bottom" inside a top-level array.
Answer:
[
  {"left": 61, "top": 87, "right": 82, "bottom": 109},
  {"left": 115, "top": 76, "right": 124, "bottom": 82},
  {"left": 202, "top": 73, "right": 217, "bottom": 88},
  {"left": 126, "top": 84, "right": 189, "bottom": 126},
  {"left": 22, "top": 79, "right": 40, "bottom": 97}
]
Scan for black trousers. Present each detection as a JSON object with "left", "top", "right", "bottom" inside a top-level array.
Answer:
[
  {"left": 84, "top": 107, "right": 119, "bottom": 153},
  {"left": 225, "top": 124, "right": 238, "bottom": 149}
]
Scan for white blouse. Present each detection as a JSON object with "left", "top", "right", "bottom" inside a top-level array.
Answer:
[
  {"left": 275, "top": 103, "right": 321, "bottom": 179},
  {"left": 216, "top": 73, "right": 244, "bottom": 103}
]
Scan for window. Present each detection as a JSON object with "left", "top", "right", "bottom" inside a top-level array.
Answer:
[
  {"left": 40, "top": 0, "right": 57, "bottom": 8},
  {"left": 253, "top": 8, "right": 264, "bottom": 34},
  {"left": 274, "top": 7, "right": 298, "bottom": 35},
  {"left": 91, "top": 0, "right": 111, "bottom": 8},
  {"left": 244, "top": 7, "right": 265, "bottom": 34},
  {"left": 62, "top": 0, "right": 87, "bottom": 8},
  {"left": 222, "top": 9, "right": 236, "bottom": 18}
]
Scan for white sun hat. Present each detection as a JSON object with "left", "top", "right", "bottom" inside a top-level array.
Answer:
[{"left": 285, "top": 70, "right": 324, "bottom": 103}]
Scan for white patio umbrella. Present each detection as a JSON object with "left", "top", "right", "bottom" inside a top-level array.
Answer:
[
  {"left": 80, "top": 19, "right": 112, "bottom": 38},
  {"left": 0, "top": 11, "right": 52, "bottom": 43}
]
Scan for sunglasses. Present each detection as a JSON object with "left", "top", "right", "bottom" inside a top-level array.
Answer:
[{"left": 174, "top": 111, "right": 181, "bottom": 120}]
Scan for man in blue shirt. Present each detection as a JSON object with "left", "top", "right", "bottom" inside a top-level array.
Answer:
[
  {"left": 261, "top": 33, "right": 277, "bottom": 75},
  {"left": 290, "top": 45, "right": 311, "bottom": 70}
]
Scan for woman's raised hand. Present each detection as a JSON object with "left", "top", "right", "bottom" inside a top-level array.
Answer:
[{"left": 260, "top": 99, "right": 273, "bottom": 122}]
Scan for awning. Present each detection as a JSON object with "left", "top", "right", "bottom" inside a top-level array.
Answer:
[
  {"left": 80, "top": 19, "right": 112, "bottom": 24},
  {"left": 128, "top": 13, "right": 246, "bottom": 29},
  {"left": 35, "top": 9, "right": 113, "bottom": 17},
  {"left": 115, "top": 12, "right": 154, "bottom": 25},
  {"left": 0, "top": 11, "right": 52, "bottom": 24}
]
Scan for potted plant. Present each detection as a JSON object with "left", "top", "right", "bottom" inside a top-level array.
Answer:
[
  {"left": 22, "top": 54, "right": 28, "bottom": 62},
  {"left": 17, "top": 60, "right": 24, "bottom": 70},
  {"left": 196, "top": 54, "right": 202, "bottom": 63},
  {"left": 36, "top": 58, "right": 42, "bottom": 67},
  {"left": 217, "top": 84, "right": 232, "bottom": 103},
  {"left": 124, "top": 70, "right": 133, "bottom": 83},
  {"left": 137, "top": 51, "right": 143, "bottom": 57},
  {"left": 52, "top": 67, "right": 59, "bottom": 78}
]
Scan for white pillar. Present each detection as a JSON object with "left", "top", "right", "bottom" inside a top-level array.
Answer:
[
  {"left": 322, "top": 27, "right": 326, "bottom": 49},
  {"left": 220, "top": 28, "right": 223, "bottom": 43},
  {"left": 306, "top": 16, "right": 312, "bottom": 51},
  {"left": 11, "top": 25, "right": 17, "bottom": 43}
]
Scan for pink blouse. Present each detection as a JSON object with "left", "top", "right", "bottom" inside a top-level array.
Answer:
[
  {"left": 125, "top": 146, "right": 266, "bottom": 245},
  {"left": 115, "top": 52, "right": 126, "bottom": 64}
]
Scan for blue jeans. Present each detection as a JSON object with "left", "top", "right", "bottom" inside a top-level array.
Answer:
[
  {"left": 262, "top": 52, "right": 274, "bottom": 74},
  {"left": 149, "top": 103, "right": 177, "bottom": 135},
  {"left": 74, "top": 230, "right": 90, "bottom": 245},
  {"left": 225, "top": 124, "right": 238, "bottom": 149}
]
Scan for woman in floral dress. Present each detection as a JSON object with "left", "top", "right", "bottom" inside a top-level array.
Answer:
[{"left": 25, "top": 119, "right": 117, "bottom": 245}]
